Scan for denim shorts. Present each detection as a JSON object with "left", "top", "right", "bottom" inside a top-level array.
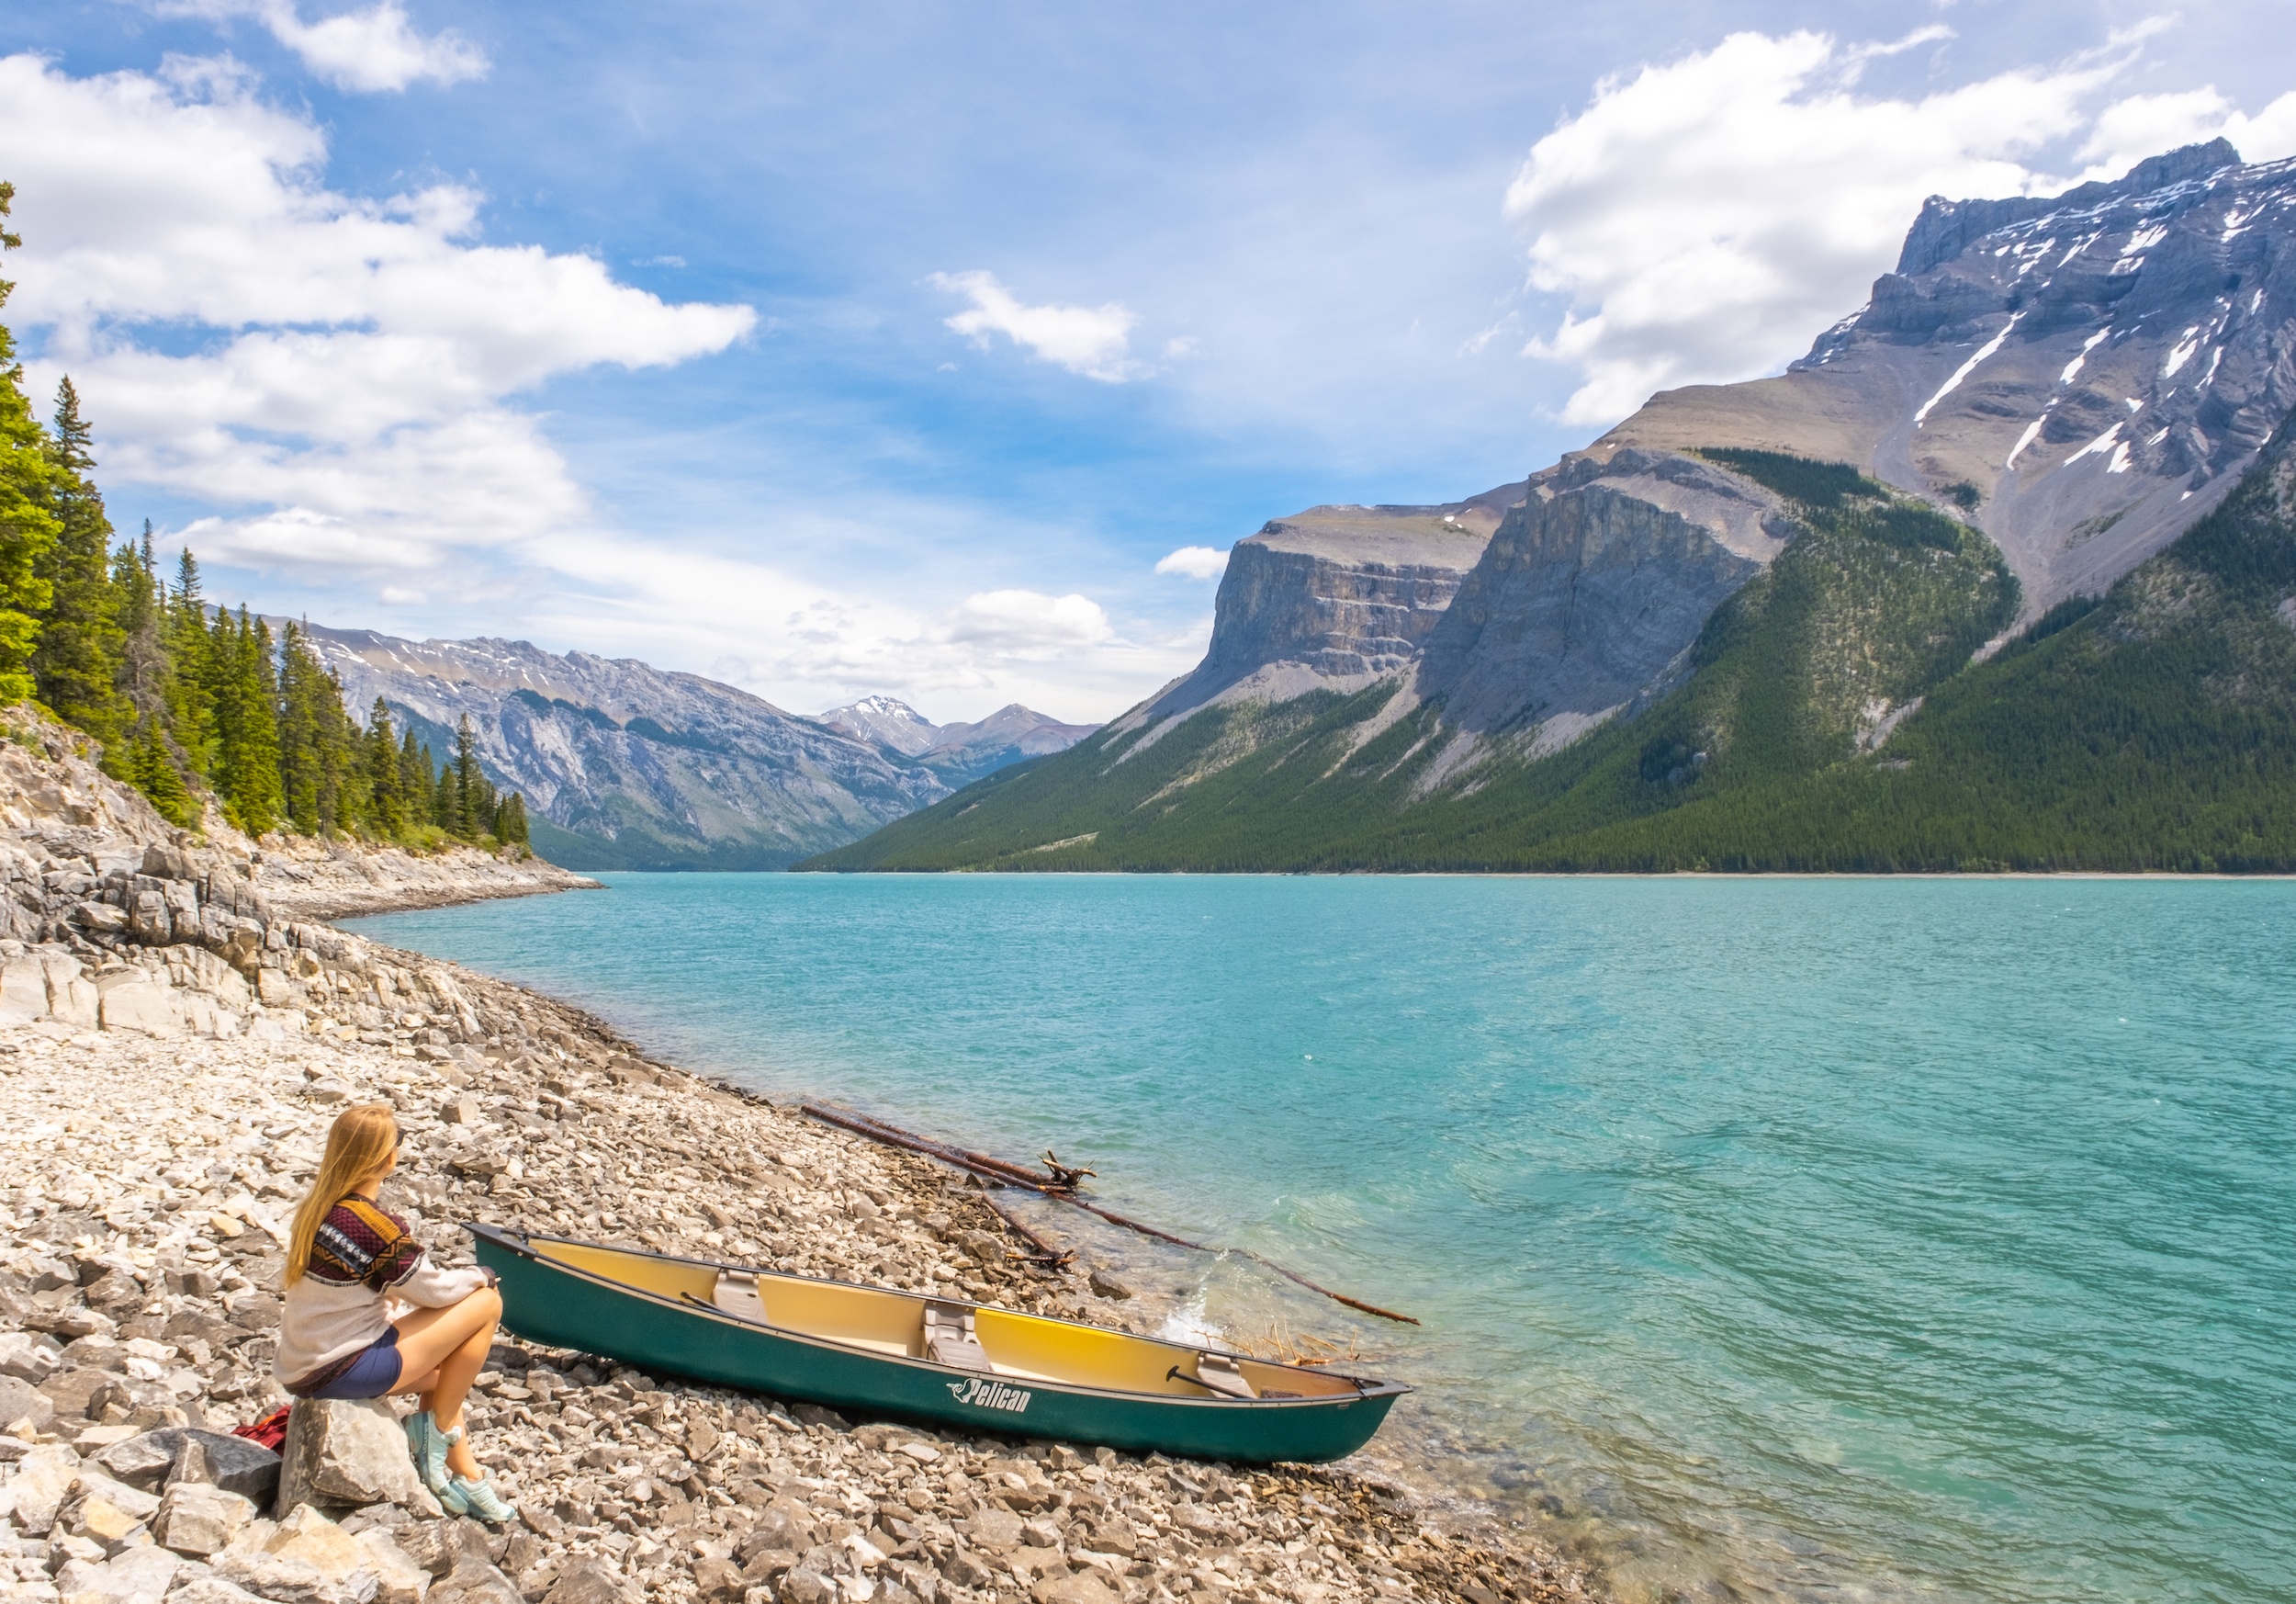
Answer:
[{"left": 301, "top": 1327, "right": 404, "bottom": 1400}]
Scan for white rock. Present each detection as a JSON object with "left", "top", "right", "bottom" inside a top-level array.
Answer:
[
  {"left": 352, "top": 1529, "right": 431, "bottom": 1604},
  {"left": 274, "top": 1401, "right": 424, "bottom": 1515},
  {"left": 152, "top": 1483, "right": 255, "bottom": 1558},
  {"left": 6, "top": 1445, "right": 84, "bottom": 1535}
]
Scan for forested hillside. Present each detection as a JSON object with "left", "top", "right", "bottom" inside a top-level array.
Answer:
[
  {"left": 805, "top": 421, "right": 2296, "bottom": 874},
  {"left": 0, "top": 185, "right": 528, "bottom": 851}
]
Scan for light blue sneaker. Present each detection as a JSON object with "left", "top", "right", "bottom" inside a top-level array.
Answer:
[
  {"left": 441, "top": 1474, "right": 514, "bottom": 1524},
  {"left": 402, "top": 1411, "right": 456, "bottom": 1496}
]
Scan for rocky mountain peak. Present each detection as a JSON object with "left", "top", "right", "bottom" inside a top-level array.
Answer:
[{"left": 1893, "top": 140, "right": 2246, "bottom": 277}]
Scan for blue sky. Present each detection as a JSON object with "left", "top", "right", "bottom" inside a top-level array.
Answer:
[{"left": 2, "top": 2, "right": 2291, "bottom": 721}]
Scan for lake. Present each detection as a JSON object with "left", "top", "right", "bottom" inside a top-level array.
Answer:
[{"left": 350, "top": 874, "right": 2296, "bottom": 1604}]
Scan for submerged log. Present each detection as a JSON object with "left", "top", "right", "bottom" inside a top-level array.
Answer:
[{"left": 800, "top": 1101, "right": 1419, "bottom": 1325}]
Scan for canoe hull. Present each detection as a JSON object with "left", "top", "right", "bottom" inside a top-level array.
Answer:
[{"left": 472, "top": 1228, "right": 1403, "bottom": 1464}]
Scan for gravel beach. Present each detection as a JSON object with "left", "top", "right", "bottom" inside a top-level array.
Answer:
[{"left": 0, "top": 711, "right": 1594, "bottom": 1604}]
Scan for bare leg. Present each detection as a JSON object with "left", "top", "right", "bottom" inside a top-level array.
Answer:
[{"left": 389, "top": 1287, "right": 501, "bottom": 1479}]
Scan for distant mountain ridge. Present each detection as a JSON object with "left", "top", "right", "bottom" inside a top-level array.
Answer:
[
  {"left": 816, "top": 696, "right": 1098, "bottom": 784},
  {"left": 806, "top": 142, "right": 2296, "bottom": 875},
  {"left": 293, "top": 627, "right": 1090, "bottom": 870}
]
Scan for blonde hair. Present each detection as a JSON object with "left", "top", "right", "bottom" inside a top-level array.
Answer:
[{"left": 287, "top": 1101, "right": 400, "bottom": 1282}]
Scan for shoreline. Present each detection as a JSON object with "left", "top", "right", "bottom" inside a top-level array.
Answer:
[{"left": 1, "top": 863, "right": 1599, "bottom": 1604}]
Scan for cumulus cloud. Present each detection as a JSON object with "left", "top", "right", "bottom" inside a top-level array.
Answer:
[
  {"left": 154, "top": 0, "right": 487, "bottom": 93},
  {"left": 929, "top": 269, "right": 1139, "bottom": 381},
  {"left": 944, "top": 589, "right": 1114, "bottom": 650},
  {"left": 534, "top": 536, "right": 1182, "bottom": 723},
  {"left": 1503, "top": 28, "right": 2123, "bottom": 424},
  {"left": 1154, "top": 545, "right": 1228, "bottom": 580},
  {"left": 0, "top": 51, "right": 753, "bottom": 577},
  {"left": 2077, "top": 87, "right": 2296, "bottom": 175},
  {"left": 1504, "top": 28, "right": 2296, "bottom": 428}
]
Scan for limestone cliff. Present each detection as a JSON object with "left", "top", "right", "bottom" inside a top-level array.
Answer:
[
  {"left": 1416, "top": 452, "right": 1787, "bottom": 745},
  {"left": 1112, "top": 483, "right": 1521, "bottom": 740}
]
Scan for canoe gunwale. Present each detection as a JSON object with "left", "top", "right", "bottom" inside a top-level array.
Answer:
[{"left": 466, "top": 1221, "right": 1412, "bottom": 1413}]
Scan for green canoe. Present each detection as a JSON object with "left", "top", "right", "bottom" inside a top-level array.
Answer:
[{"left": 468, "top": 1224, "right": 1408, "bottom": 1463}]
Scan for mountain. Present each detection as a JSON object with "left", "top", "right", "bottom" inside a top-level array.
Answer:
[
  {"left": 804, "top": 143, "right": 2296, "bottom": 875},
  {"left": 816, "top": 697, "right": 1099, "bottom": 785},
  {"left": 298, "top": 628, "right": 956, "bottom": 871}
]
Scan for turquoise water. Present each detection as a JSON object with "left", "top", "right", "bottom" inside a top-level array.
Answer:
[{"left": 350, "top": 875, "right": 2296, "bottom": 1604}]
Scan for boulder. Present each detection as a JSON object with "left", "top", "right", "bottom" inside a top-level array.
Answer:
[
  {"left": 276, "top": 1399, "right": 425, "bottom": 1515},
  {"left": 62, "top": 1472, "right": 159, "bottom": 1545},
  {"left": 96, "top": 977, "right": 181, "bottom": 1037},
  {"left": 62, "top": 1544, "right": 181, "bottom": 1601},
  {"left": 0, "top": 954, "right": 49, "bottom": 1019},
  {"left": 392, "top": 1518, "right": 494, "bottom": 1580},
  {"left": 97, "top": 1427, "right": 280, "bottom": 1504},
  {"left": 542, "top": 1561, "right": 635, "bottom": 1604},
  {"left": 1086, "top": 1269, "right": 1133, "bottom": 1302},
  {"left": 261, "top": 1504, "right": 383, "bottom": 1602},
  {"left": 39, "top": 1365, "right": 111, "bottom": 1419},
  {"left": 169, "top": 1577, "right": 272, "bottom": 1604},
  {"left": 1031, "top": 1575, "right": 1120, "bottom": 1604},
  {"left": 0, "top": 1373, "right": 54, "bottom": 1433},
  {"left": 4, "top": 1443, "right": 83, "bottom": 1534},
  {"left": 777, "top": 1569, "right": 835, "bottom": 1604},
  {"left": 153, "top": 1482, "right": 257, "bottom": 1557},
  {"left": 353, "top": 1527, "right": 433, "bottom": 1604},
  {"left": 426, "top": 1561, "right": 522, "bottom": 1604},
  {"left": 0, "top": 1331, "right": 62, "bottom": 1384},
  {"left": 692, "top": 1556, "right": 744, "bottom": 1601},
  {"left": 217, "top": 1546, "right": 376, "bottom": 1604},
  {"left": 962, "top": 1507, "right": 1025, "bottom": 1552}
]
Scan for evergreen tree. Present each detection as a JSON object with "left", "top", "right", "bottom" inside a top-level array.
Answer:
[
  {"left": 129, "top": 716, "right": 197, "bottom": 828},
  {"left": 366, "top": 698, "right": 407, "bottom": 836},
  {"left": 399, "top": 729, "right": 434, "bottom": 827},
  {"left": 0, "top": 182, "right": 61, "bottom": 705},
  {"left": 30, "top": 378, "right": 130, "bottom": 744},
  {"left": 162, "top": 548, "right": 215, "bottom": 778},
  {"left": 450, "top": 715, "right": 495, "bottom": 841},
  {"left": 110, "top": 527, "right": 166, "bottom": 727},
  {"left": 211, "top": 606, "right": 282, "bottom": 835},
  {"left": 493, "top": 791, "right": 529, "bottom": 848}
]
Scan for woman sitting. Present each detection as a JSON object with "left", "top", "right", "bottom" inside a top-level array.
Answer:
[{"left": 276, "top": 1101, "right": 513, "bottom": 1521}]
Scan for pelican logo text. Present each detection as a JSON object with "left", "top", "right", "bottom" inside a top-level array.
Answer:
[{"left": 947, "top": 1377, "right": 1031, "bottom": 1414}]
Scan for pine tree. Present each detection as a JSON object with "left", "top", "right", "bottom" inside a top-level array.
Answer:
[
  {"left": 162, "top": 548, "right": 215, "bottom": 778},
  {"left": 129, "top": 716, "right": 197, "bottom": 828},
  {"left": 30, "top": 378, "right": 131, "bottom": 744},
  {"left": 400, "top": 729, "right": 434, "bottom": 828},
  {"left": 493, "top": 791, "right": 529, "bottom": 849},
  {"left": 212, "top": 607, "right": 282, "bottom": 835},
  {"left": 366, "top": 698, "right": 407, "bottom": 837},
  {"left": 110, "top": 527, "right": 166, "bottom": 729},
  {"left": 0, "top": 183, "right": 61, "bottom": 705},
  {"left": 451, "top": 714, "right": 484, "bottom": 840}
]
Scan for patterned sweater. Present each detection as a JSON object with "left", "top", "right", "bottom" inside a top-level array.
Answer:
[{"left": 276, "top": 1196, "right": 489, "bottom": 1391}]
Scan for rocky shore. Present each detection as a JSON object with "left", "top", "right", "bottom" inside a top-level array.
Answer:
[{"left": 0, "top": 716, "right": 1594, "bottom": 1604}]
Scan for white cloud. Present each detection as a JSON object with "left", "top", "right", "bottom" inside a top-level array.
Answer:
[
  {"left": 1504, "top": 29, "right": 2122, "bottom": 424},
  {"left": 0, "top": 51, "right": 753, "bottom": 577},
  {"left": 1154, "top": 545, "right": 1229, "bottom": 580},
  {"left": 929, "top": 269, "right": 1140, "bottom": 382},
  {"left": 2077, "top": 87, "right": 2296, "bottom": 175},
  {"left": 944, "top": 590, "right": 1114, "bottom": 650},
  {"left": 531, "top": 536, "right": 1182, "bottom": 724},
  {"left": 155, "top": 0, "right": 487, "bottom": 93}
]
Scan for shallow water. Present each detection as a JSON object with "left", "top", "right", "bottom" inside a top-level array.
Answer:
[{"left": 350, "top": 875, "right": 2296, "bottom": 1604}]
